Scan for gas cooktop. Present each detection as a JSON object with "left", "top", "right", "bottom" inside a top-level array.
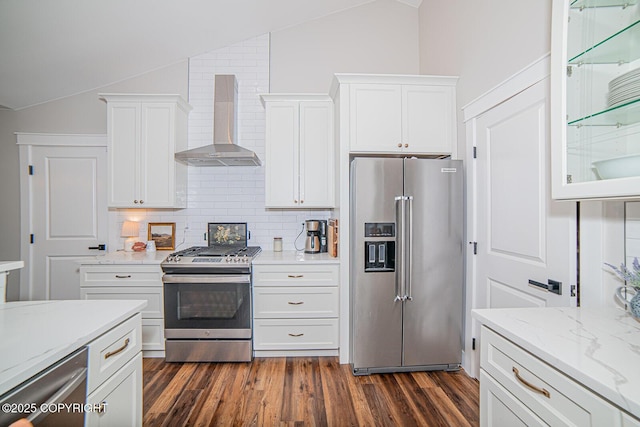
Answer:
[
  {"left": 161, "top": 245, "right": 262, "bottom": 274},
  {"left": 170, "top": 246, "right": 262, "bottom": 258}
]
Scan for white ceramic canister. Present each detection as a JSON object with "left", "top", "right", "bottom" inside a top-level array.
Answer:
[{"left": 273, "top": 237, "right": 283, "bottom": 252}]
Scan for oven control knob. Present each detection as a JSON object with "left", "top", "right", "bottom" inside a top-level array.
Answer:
[{"left": 175, "top": 256, "right": 181, "bottom": 262}]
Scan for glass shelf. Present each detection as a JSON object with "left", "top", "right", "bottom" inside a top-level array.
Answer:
[
  {"left": 571, "top": 0, "right": 636, "bottom": 8},
  {"left": 568, "top": 97, "right": 640, "bottom": 126},
  {"left": 569, "top": 19, "right": 640, "bottom": 64}
]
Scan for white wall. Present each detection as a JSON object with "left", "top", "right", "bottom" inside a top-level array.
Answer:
[
  {"left": 418, "top": 0, "right": 551, "bottom": 107},
  {"left": 627, "top": 202, "right": 640, "bottom": 264},
  {"left": 270, "top": 0, "right": 420, "bottom": 93}
]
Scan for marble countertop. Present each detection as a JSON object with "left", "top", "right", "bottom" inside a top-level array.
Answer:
[
  {"left": 0, "top": 261, "right": 24, "bottom": 273},
  {"left": 0, "top": 299, "right": 146, "bottom": 394},
  {"left": 253, "top": 250, "right": 339, "bottom": 265},
  {"left": 77, "top": 251, "right": 168, "bottom": 265},
  {"left": 472, "top": 306, "right": 640, "bottom": 417}
]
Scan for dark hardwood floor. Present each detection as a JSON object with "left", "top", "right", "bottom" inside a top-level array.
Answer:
[{"left": 143, "top": 357, "right": 479, "bottom": 427}]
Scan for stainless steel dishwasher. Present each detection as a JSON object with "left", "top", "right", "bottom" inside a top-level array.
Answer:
[{"left": 0, "top": 347, "right": 88, "bottom": 426}]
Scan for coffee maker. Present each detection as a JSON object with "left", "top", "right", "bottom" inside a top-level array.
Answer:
[
  {"left": 305, "top": 220, "right": 328, "bottom": 254},
  {"left": 304, "top": 220, "right": 320, "bottom": 254}
]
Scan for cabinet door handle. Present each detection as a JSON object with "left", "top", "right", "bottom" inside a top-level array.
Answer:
[
  {"left": 404, "top": 143, "right": 408, "bottom": 148},
  {"left": 512, "top": 367, "right": 550, "bottom": 398},
  {"left": 287, "top": 274, "right": 304, "bottom": 278},
  {"left": 115, "top": 275, "right": 132, "bottom": 279},
  {"left": 287, "top": 301, "right": 304, "bottom": 305},
  {"left": 139, "top": 200, "right": 144, "bottom": 204},
  {"left": 96, "top": 401, "right": 107, "bottom": 414},
  {"left": 104, "top": 338, "right": 130, "bottom": 359},
  {"left": 397, "top": 143, "right": 402, "bottom": 148},
  {"left": 134, "top": 200, "right": 139, "bottom": 204},
  {"left": 288, "top": 333, "right": 304, "bottom": 337}
]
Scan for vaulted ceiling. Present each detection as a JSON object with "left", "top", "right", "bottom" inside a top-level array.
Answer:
[{"left": 0, "top": 0, "right": 425, "bottom": 110}]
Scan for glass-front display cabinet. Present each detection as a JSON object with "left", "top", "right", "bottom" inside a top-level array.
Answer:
[{"left": 551, "top": 0, "right": 640, "bottom": 199}]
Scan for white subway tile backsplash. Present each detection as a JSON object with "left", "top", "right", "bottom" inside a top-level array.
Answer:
[{"left": 112, "top": 33, "right": 332, "bottom": 252}]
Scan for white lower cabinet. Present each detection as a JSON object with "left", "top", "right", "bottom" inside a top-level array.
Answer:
[
  {"left": 85, "top": 313, "right": 143, "bottom": 427},
  {"left": 480, "top": 326, "right": 629, "bottom": 426},
  {"left": 80, "top": 264, "right": 165, "bottom": 356},
  {"left": 86, "top": 353, "right": 142, "bottom": 427},
  {"left": 252, "top": 263, "right": 339, "bottom": 356}
]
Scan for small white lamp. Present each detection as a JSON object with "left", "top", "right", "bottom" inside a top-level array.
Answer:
[{"left": 121, "top": 221, "right": 140, "bottom": 252}]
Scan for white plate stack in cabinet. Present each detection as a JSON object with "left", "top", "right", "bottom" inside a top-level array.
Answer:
[
  {"left": 551, "top": 0, "right": 640, "bottom": 200},
  {"left": 260, "top": 94, "right": 335, "bottom": 208},
  {"left": 99, "top": 94, "right": 192, "bottom": 208},
  {"left": 80, "top": 265, "right": 165, "bottom": 358},
  {"left": 252, "top": 262, "right": 339, "bottom": 356}
]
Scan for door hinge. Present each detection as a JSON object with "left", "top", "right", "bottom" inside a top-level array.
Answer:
[
  {"left": 473, "top": 146, "right": 477, "bottom": 159},
  {"left": 570, "top": 285, "right": 576, "bottom": 297},
  {"left": 469, "top": 241, "right": 477, "bottom": 255},
  {"left": 28, "top": 165, "right": 34, "bottom": 175},
  {"left": 472, "top": 338, "right": 476, "bottom": 350},
  {"left": 30, "top": 234, "right": 34, "bottom": 244}
]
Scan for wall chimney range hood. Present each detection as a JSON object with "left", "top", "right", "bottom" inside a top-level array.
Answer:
[{"left": 175, "top": 75, "right": 261, "bottom": 167}]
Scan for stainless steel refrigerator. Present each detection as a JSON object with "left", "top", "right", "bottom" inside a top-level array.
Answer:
[{"left": 350, "top": 157, "right": 463, "bottom": 375}]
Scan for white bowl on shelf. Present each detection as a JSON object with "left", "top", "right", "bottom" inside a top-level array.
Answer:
[{"left": 592, "top": 154, "right": 640, "bottom": 180}]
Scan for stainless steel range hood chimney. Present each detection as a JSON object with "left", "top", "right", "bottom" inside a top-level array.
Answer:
[{"left": 175, "top": 75, "right": 261, "bottom": 166}]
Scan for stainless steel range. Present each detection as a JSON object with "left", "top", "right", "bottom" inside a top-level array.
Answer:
[{"left": 161, "top": 223, "right": 261, "bottom": 362}]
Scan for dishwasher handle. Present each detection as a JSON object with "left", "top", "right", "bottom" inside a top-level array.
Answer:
[{"left": 27, "top": 367, "right": 88, "bottom": 424}]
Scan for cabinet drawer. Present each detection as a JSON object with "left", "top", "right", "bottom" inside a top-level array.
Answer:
[
  {"left": 80, "top": 266, "right": 162, "bottom": 286},
  {"left": 481, "top": 326, "right": 619, "bottom": 426},
  {"left": 254, "top": 287, "right": 338, "bottom": 318},
  {"left": 87, "top": 313, "right": 142, "bottom": 393},
  {"left": 86, "top": 352, "right": 142, "bottom": 427},
  {"left": 254, "top": 318, "right": 338, "bottom": 350},
  {"left": 479, "top": 369, "right": 545, "bottom": 427},
  {"left": 81, "top": 287, "right": 163, "bottom": 319},
  {"left": 253, "top": 264, "right": 339, "bottom": 287},
  {"left": 141, "top": 319, "right": 165, "bottom": 351}
]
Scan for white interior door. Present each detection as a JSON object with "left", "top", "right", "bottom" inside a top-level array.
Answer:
[
  {"left": 19, "top": 135, "right": 108, "bottom": 300},
  {"left": 469, "top": 77, "right": 577, "bottom": 376}
]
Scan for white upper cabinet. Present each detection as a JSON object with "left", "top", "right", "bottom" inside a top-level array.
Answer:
[
  {"left": 334, "top": 74, "right": 457, "bottom": 156},
  {"left": 261, "top": 94, "right": 335, "bottom": 209},
  {"left": 551, "top": 0, "right": 640, "bottom": 200},
  {"left": 100, "top": 94, "right": 191, "bottom": 208}
]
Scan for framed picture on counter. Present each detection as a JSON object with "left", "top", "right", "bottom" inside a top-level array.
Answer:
[{"left": 148, "top": 222, "right": 176, "bottom": 250}]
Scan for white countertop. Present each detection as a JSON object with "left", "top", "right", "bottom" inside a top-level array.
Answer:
[
  {"left": 252, "top": 250, "right": 340, "bottom": 265},
  {"left": 472, "top": 306, "right": 640, "bottom": 416},
  {"left": 0, "top": 299, "right": 146, "bottom": 394},
  {"left": 77, "top": 251, "right": 168, "bottom": 265},
  {"left": 0, "top": 261, "right": 24, "bottom": 273}
]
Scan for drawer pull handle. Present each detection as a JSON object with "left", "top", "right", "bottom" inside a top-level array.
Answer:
[
  {"left": 115, "top": 275, "right": 132, "bottom": 279},
  {"left": 288, "top": 333, "right": 304, "bottom": 337},
  {"left": 105, "top": 338, "right": 130, "bottom": 359},
  {"left": 97, "top": 401, "right": 107, "bottom": 414},
  {"left": 287, "top": 274, "right": 304, "bottom": 278},
  {"left": 512, "top": 367, "right": 550, "bottom": 398},
  {"left": 288, "top": 301, "right": 304, "bottom": 305}
]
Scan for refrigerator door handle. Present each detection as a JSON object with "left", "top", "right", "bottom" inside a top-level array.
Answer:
[
  {"left": 406, "top": 196, "right": 414, "bottom": 301},
  {"left": 394, "top": 196, "right": 405, "bottom": 302}
]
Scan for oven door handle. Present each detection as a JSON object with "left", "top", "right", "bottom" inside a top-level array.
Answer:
[{"left": 162, "top": 274, "right": 251, "bottom": 284}]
